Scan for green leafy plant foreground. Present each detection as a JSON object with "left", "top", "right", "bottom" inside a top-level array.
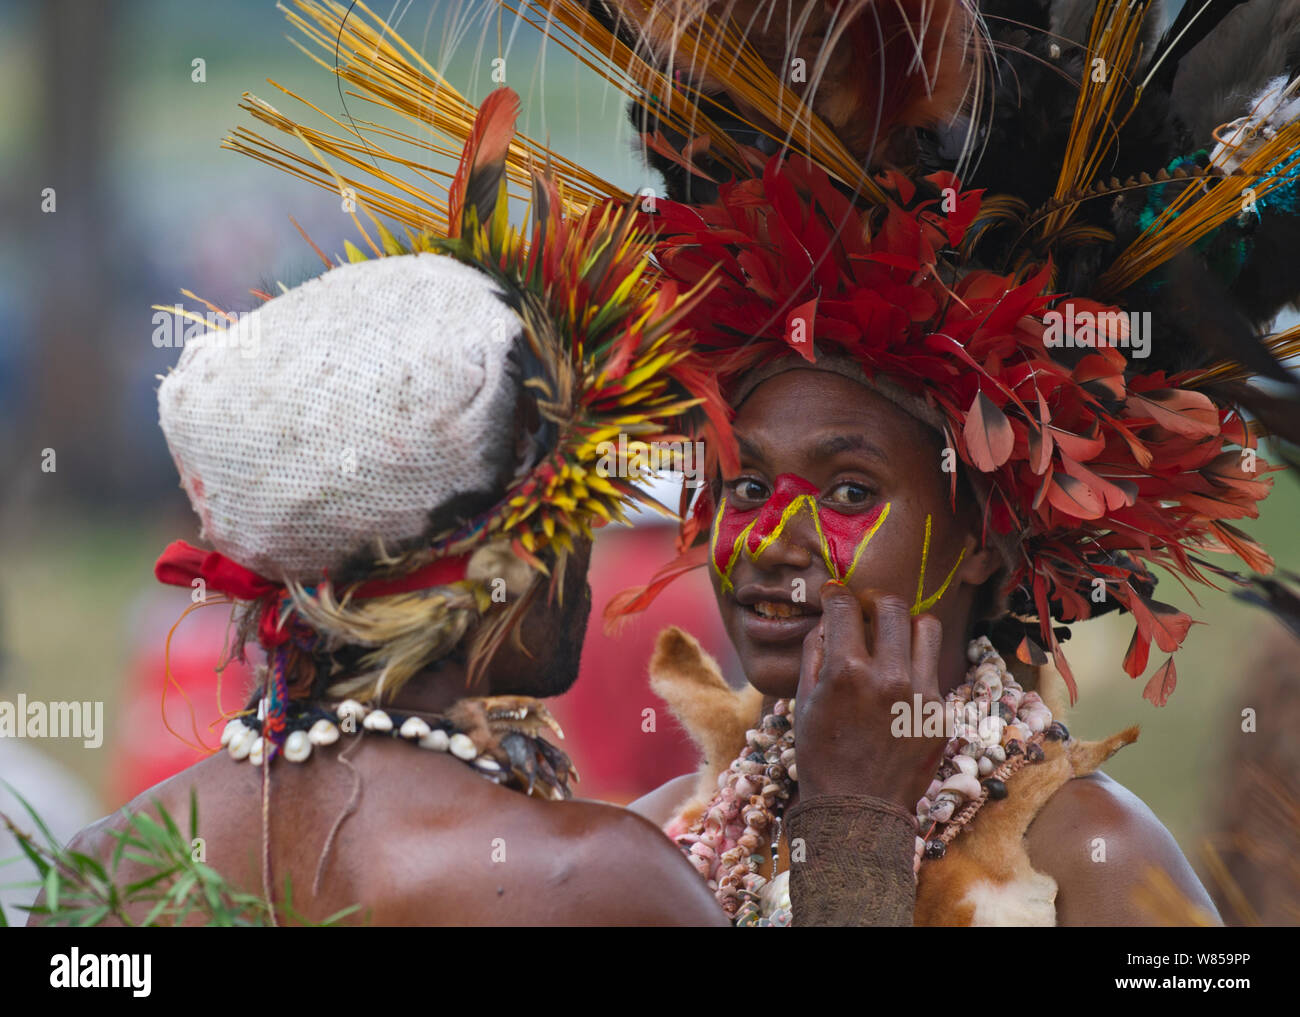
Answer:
[{"left": 1, "top": 783, "right": 359, "bottom": 927}]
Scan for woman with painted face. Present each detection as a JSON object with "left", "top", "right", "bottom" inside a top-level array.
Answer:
[
  {"left": 587, "top": 0, "right": 1300, "bottom": 929},
  {"left": 624, "top": 355, "right": 1222, "bottom": 926}
]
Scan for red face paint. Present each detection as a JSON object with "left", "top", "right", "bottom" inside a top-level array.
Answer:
[{"left": 711, "top": 473, "right": 889, "bottom": 589}]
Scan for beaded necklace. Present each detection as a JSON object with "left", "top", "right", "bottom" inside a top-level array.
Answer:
[{"left": 673, "top": 635, "right": 1066, "bottom": 926}]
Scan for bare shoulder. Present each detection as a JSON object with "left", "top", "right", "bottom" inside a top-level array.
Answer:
[
  {"left": 364, "top": 777, "right": 727, "bottom": 925},
  {"left": 541, "top": 797, "right": 727, "bottom": 925},
  {"left": 1025, "top": 770, "right": 1221, "bottom": 926}
]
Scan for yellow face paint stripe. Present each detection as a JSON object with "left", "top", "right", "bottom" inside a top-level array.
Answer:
[
  {"left": 715, "top": 494, "right": 902, "bottom": 589},
  {"left": 840, "top": 501, "right": 892, "bottom": 585},
  {"left": 745, "top": 494, "right": 817, "bottom": 561},
  {"left": 806, "top": 504, "right": 839, "bottom": 580},
  {"left": 911, "top": 514, "right": 967, "bottom": 615},
  {"left": 711, "top": 495, "right": 754, "bottom": 594}
]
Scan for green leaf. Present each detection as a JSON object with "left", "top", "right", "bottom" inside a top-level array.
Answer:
[
  {"left": 317, "top": 903, "right": 363, "bottom": 926},
  {"left": 1, "top": 784, "right": 61, "bottom": 849},
  {"left": 141, "top": 896, "right": 174, "bottom": 927},
  {"left": 9, "top": 834, "right": 51, "bottom": 880},
  {"left": 124, "top": 868, "right": 181, "bottom": 895},
  {"left": 66, "top": 850, "right": 109, "bottom": 884},
  {"left": 43, "top": 867, "right": 60, "bottom": 913}
]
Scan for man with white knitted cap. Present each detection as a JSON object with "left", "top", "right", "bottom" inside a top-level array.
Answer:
[{"left": 48, "top": 249, "right": 733, "bottom": 925}]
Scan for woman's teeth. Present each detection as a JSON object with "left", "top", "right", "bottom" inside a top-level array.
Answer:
[{"left": 753, "top": 600, "right": 810, "bottom": 619}]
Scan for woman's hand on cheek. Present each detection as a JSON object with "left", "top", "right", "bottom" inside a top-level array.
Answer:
[{"left": 793, "top": 580, "right": 947, "bottom": 812}]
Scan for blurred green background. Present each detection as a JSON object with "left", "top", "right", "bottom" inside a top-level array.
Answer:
[{"left": 0, "top": 0, "right": 1297, "bottom": 919}]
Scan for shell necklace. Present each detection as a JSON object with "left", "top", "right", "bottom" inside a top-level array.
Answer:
[
  {"left": 674, "top": 635, "right": 1066, "bottom": 926},
  {"left": 218, "top": 693, "right": 576, "bottom": 800}
]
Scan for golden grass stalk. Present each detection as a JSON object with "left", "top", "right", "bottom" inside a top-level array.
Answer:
[
  {"left": 521, "top": 0, "right": 888, "bottom": 202},
  {"left": 223, "top": 0, "right": 628, "bottom": 240},
  {"left": 1041, "top": 0, "right": 1154, "bottom": 238}
]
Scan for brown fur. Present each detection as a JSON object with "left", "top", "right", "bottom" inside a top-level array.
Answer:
[{"left": 648, "top": 627, "right": 763, "bottom": 830}]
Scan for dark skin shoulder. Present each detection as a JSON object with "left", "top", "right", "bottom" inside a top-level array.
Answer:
[
  {"left": 1025, "top": 769, "right": 1221, "bottom": 926},
  {"left": 44, "top": 736, "right": 726, "bottom": 927}
]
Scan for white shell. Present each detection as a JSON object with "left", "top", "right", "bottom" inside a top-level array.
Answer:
[
  {"left": 978, "top": 716, "right": 1006, "bottom": 744},
  {"left": 929, "top": 796, "right": 957, "bottom": 823},
  {"left": 449, "top": 733, "right": 478, "bottom": 760},
  {"left": 967, "top": 636, "right": 994, "bottom": 663},
  {"left": 476, "top": 758, "right": 502, "bottom": 772},
  {"left": 952, "top": 755, "right": 979, "bottom": 778},
  {"left": 978, "top": 755, "right": 995, "bottom": 777},
  {"left": 423, "top": 728, "right": 454, "bottom": 754},
  {"left": 984, "top": 744, "right": 1007, "bottom": 764},
  {"left": 419, "top": 728, "right": 451, "bottom": 752},
  {"left": 227, "top": 726, "right": 256, "bottom": 761},
  {"left": 336, "top": 699, "right": 368, "bottom": 722},
  {"left": 973, "top": 675, "right": 1003, "bottom": 701},
  {"left": 940, "top": 772, "right": 983, "bottom": 800},
  {"left": 221, "top": 719, "right": 246, "bottom": 747},
  {"left": 363, "top": 709, "right": 393, "bottom": 732},
  {"left": 283, "top": 729, "right": 312, "bottom": 763},
  {"left": 1020, "top": 707, "right": 1051, "bottom": 734},
  {"left": 399, "top": 716, "right": 431, "bottom": 740},
  {"left": 249, "top": 736, "right": 265, "bottom": 766},
  {"left": 308, "top": 719, "right": 340, "bottom": 745}
]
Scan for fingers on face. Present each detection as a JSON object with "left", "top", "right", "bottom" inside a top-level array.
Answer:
[
  {"left": 796, "top": 618, "right": 826, "bottom": 710},
  {"left": 860, "top": 591, "right": 911, "bottom": 675},
  {"left": 816, "top": 581, "right": 869, "bottom": 679},
  {"left": 910, "top": 613, "right": 943, "bottom": 700}
]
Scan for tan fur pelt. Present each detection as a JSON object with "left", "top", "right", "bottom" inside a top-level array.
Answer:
[
  {"left": 649, "top": 627, "right": 763, "bottom": 832},
  {"left": 647, "top": 625, "right": 1139, "bottom": 924}
]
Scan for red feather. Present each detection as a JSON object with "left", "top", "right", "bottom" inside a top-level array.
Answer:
[
  {"left": 1143, "top": 657, "right": 1178, "bottom": 707},
  {"left": 446, "top": 87, "right": 520, "bottom": 238},
  {"left": 602, "top": 545, "right": 709, "bottom": 633},
  {"left": 964, "top": 391, "right": 1015, "bottom": 471}
]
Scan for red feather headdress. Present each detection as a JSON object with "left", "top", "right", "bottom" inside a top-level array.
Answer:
[{"left": 607, "top": 156, "right": 1278, "bottom": 703}]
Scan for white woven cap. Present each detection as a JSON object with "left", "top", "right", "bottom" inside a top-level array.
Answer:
[{"left": 158, "top": 253, "right": 522, "bottom": 582}]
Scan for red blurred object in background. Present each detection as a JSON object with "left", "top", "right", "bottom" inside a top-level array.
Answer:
[
  {"left": 114, "top": 589, "right": 256, "bottom": 804},
  {"left": 114, "top": 508, "right": 739, "bottom": 807},
  {"left": 548, "top": 520, "right": 741, "bottom": 803}
]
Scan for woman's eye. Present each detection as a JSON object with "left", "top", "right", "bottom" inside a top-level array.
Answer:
[
  {"left": 825, "top": 481, "right": 874, "bottom": 506},
  {"left": 731, "top": 478, "right": 769, "bottom": 502}
]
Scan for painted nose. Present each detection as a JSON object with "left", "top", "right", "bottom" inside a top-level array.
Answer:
[{"left": 745, "top": 474, "right": 820, "bottom": 568}]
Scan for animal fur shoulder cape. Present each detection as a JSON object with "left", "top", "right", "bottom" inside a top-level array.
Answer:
[{"left": 648, "top": 626, "right": 1136, "bottom": 927}]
